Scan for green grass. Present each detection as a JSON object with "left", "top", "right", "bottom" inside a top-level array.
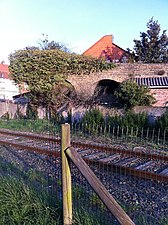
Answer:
[
  {"left": 0, "top": 176, "right": 61, "bottom": 225},
  {"left": 73, "top": 208, "right": 102, "bottom": 225},
  {"left": 0, "top": 119, "right": 60, "bottom": 134},
  {"left": 0, "top": 157, "right": 106, "bottom": 225},
  {"left": 0, "top": 176, "right": 106, "bottom": 225}
]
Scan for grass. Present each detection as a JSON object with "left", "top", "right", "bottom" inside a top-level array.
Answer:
[
  {"left": 73, "top": 208, "right": 102, "bottom": 225},
  {"left": 0, "top": 119, "right": 167, "bottom": 224},
  {"left": 0, "top": 119, "right": 60, "bottom": 134},
  {"left": 0, "top": 175, "right": 107, "bottom": 225},
  {"left": 0, "top": 175, "right": 167, "bottom": 225},
  {"left": 0, "top": 176, "right": 61, "bottom": 225},
  {"left": 0, "top": 158, "right": 106, "bottom": 225}
]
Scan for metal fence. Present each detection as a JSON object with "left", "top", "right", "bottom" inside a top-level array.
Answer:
[{"left": 0, "top": 119, "right": 167, "bottom": 225}]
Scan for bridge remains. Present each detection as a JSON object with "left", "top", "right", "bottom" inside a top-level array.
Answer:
[{"left": 67, "top": 63, "right": 168, "bottom": 107}]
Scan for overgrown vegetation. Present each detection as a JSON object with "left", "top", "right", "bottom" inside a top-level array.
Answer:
[
  {"left": 1, "top": 109, "right": 168, "bottom": 133},
  {"left": 0, "top": 157, "right": 106, "bottom": 225},
  {"left": 81, "top": 109, "right": 150, "bottom": 131},
  {"left": 9, "top": 46, "right": 115, "bottom": 118},
  {"left": 74, "top": 109, "right": 168, "bottom": 142},
  {"left": 114, "top": 80, "right": 156, "bottom": 109},
  {"left": 156, "top": 110, "right": 168, "bottom": 131}
]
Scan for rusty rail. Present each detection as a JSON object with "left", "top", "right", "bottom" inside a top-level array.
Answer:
[{"left": 0, "top": 128, "right": 168, "bottom": 183}]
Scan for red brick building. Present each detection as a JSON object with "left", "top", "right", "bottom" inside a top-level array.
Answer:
[
  {"left": 0, "top": 63, "right": 10, "bottom": 79},
  {"left": 83, "top": 35, "right": 129, "bottom": 62}
]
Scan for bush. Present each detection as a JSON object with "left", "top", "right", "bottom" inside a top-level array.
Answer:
[
  {"left": 26, "top": 103, "right": 38, "bottom": 120},
  {"left": 108, "top": 111, "right": 149, "bottom": 130},
  {"left": 80, "top": 109, "right": 150, "bottom": 135},
  {"left": 155, "top": 111, "right": 168, "bottom": 131},
  {"left": 81, "top": 109, "right": 105, "bottom": 134},
  {"left": 114, "top": 80, "right": 156, "bottom": 109}
]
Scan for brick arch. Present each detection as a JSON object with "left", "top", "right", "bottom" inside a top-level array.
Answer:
[
  {"left": 94, "top": 79, "right": 119, "bottom": 95},
  {"left": 67, "top": 63, "right": 168, "bottom": 98}
]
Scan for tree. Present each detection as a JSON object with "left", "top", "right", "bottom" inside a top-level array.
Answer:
[
  {"left": 133, "top": 17, "right": 168, "bottom": 63},
  {"left": 9, "top": 45, "right": 115, "bottom": 118},
  {"left": 114, "top": 80, "right": 156, "bottom": 109}
]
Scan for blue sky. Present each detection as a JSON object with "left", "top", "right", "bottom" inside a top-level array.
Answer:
[{"left": 0, "top": 0, "right": 168, "bottom": 63}]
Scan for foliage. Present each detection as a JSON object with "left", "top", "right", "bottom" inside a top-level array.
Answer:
[
  {"left": 0, "top": 112, "right": 9, "bottom": 120},
  {"left": 81, "top": 109, "right": 105, "bottom": 134},
  {"left": 26, "top": 103, "right": 38, "bottom": 120},
  {"left": 125, "top": 48, "right": 137, "bottom": 63},
  {"left": 73, "top": 208, "right": 102, "bottom": 225},
  {"left": 9, "top": 48, "right": 115, "bottom": 115},
  {"left": 108, "top": 111, "right": 149, "bottom": 129},
  {"left": 80, "top": 109, "right": 149, "bottom": 131},
  {"left": 133, "top": 17, "right": 168, "bottom": 63},
  {"left": 155, "top": 110, "right": 168, "bottom": 130},
  {"left": 0, "top": 176, "right": 60, "bottom": 225},
  {"left": 114, "top": 80, "right": 156, "bottom": 109}
]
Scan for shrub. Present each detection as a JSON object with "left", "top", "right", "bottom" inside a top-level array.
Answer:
[
  {"left": 26, "top": 103, "right": 38, "bottom": 120},
  {"left": 81, "top": 109, "right": 105, "bottom": 134},
  {"left": 155, "top": 111, "right": 168, "bottom": 131},
  {"left": 108, "top": 111, "right": 149, "bottom": 130},
  {"left": 114, "top": 80, "right": 156, "bottom": 109}
]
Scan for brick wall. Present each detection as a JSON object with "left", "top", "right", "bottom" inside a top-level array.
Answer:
[
  {"left": 150, "top": 89, "right": 168, "bottom": 107},
  {"left": 0, "top": 102, "right": 26, "bottom": 118},
  {"left": 0, "top": 103, "right": 45, "bottom": 119},
  {"left": 67, "top": 63, "right": 168, "bottom": 107}
]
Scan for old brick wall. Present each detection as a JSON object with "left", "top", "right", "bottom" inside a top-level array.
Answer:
[
  {"left": 0, "top": 103, "right": 45, "bottom": 119},
  {"left": 67, "top": 63, "right": 168, "bottom": 105},
  {"left": 150, "top": 89, "right": 168, "bottom": 107},
  {"left": 0, "top": 102, "right": 26, "bottom": 118}
]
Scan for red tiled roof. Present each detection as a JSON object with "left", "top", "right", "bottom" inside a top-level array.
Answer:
[
  {"left": 83, "top": 35, "right": 128, "bottom": 62},
  {"left": 0, "top": 64, "right": 10, "bottom": 79}
]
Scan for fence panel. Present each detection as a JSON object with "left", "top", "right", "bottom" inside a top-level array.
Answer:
[
  {"left": 70, "top": 122, "right": 168, "bottom": 225},
  {"left": 0, "top": 119, "right": 167, "bottom": 225}
]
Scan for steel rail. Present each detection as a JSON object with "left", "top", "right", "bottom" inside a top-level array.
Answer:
[
  {"left": 0, "top": 129, "right": 167, "bottom": 183},
  {"left": 0, "top": 139, "right": 60, "bottom": 157},
  {"left": 0, "top": 129, "right": 168, "bottom": 162},
  {"left": 84, "top": 158, "right": 168, "bottom": 183}
]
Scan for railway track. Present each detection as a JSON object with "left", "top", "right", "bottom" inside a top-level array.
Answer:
[{"left": 0, "top": 129, "right": 168, "bottom": 183}]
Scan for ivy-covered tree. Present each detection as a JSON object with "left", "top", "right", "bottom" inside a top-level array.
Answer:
[
  {"left": 114, "top": 80, "right": 156, "bottom": 109},
  {"left": 9, "top": 46, "right": 115, "bottom": 118},
  {"left": 133, "top": 17, "right": 168, "bottom": 63}
]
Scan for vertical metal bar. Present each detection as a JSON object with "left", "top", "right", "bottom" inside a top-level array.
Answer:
[{"left": 61, "top": 123, "right": 72, "bottom": 225}]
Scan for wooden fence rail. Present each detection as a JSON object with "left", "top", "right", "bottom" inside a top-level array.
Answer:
[{"left": 61, "top": 124, "right": 135, "bottom": 225}]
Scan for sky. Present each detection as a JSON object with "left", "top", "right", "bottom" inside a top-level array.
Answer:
[{"left": 0, "top": 0, "right": 168, "bottom": 64}]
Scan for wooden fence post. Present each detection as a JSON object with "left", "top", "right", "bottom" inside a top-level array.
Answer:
[
  {"left": 66, "top": 147, "right": 135, "bottom": 225},
  {"left": 61, "top": 123, "right": 72, "bottom": 225}
]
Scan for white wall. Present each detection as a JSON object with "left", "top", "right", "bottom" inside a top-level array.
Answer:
[{"left": 0, "top": 78, "right": 20, "bottom": 100}]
